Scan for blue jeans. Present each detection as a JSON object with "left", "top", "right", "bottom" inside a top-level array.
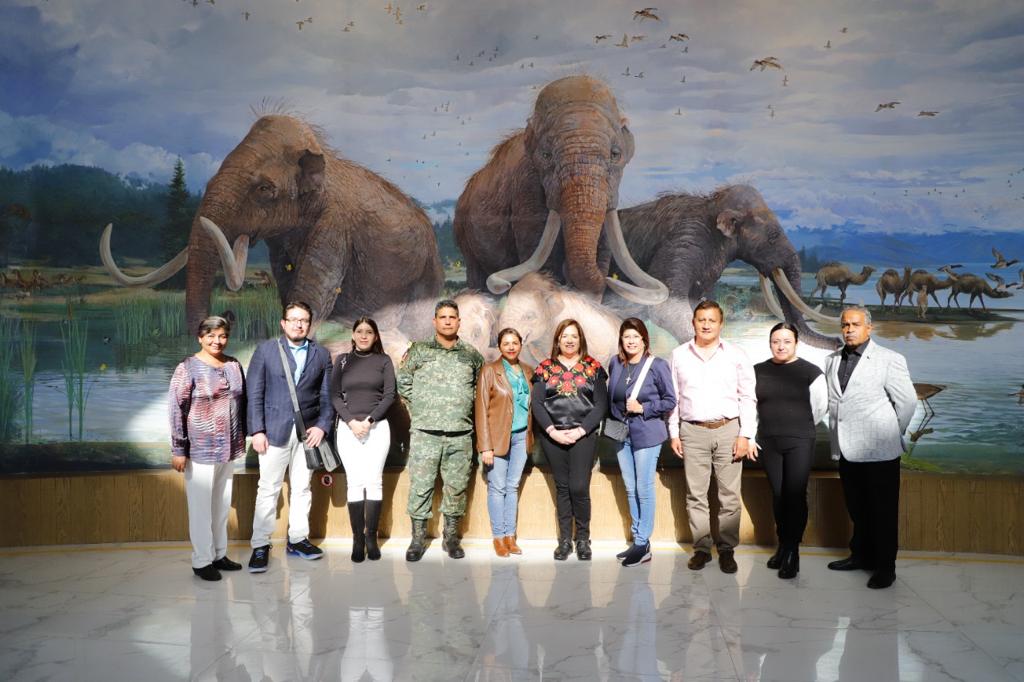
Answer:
[
  {"left": 616, "top": 438, "right": 661, "bottom": 546},
  {"left": 485, "top": 429, "right": 529, "bottom": 537}
]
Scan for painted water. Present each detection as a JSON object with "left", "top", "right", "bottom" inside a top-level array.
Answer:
[{"left": 6, "top": 290, "right": 1022, "bottom": 474}]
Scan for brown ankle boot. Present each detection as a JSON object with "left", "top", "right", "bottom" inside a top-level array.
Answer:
[
  {"left": 504, "top": 536, "right": 522, "bottom": 555},
  {"left": 493, "top": 538, "right": 510, "bottom": 557}
]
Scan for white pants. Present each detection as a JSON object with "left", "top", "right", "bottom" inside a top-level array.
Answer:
[
  {"left": 251, "top": 431, "right": 313, "bottom": 547},
  {"left": 336, "top": 419, "right": 391, "bottom": 502},
  {"left": 184, "top": 459, "right": 234, "bottom": 569}
]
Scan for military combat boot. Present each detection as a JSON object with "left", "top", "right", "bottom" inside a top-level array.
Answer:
[
  {"left": 442, "top": 515, "right": 465, "bottom": 559},
  {"left": 406, "top": 518, "right": 428, "bottom": 562}
]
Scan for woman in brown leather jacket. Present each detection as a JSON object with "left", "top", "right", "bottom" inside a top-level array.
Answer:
[{"left": 475, "top": 328, "right": 534, "bottom": 557}]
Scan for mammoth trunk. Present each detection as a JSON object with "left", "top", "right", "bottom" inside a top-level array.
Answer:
[
  {"left": 558, "top": 174, "right": 609, "bottom": 297},
  {"left": 773, "top": 262, "right": 842, "bottom": 349}
]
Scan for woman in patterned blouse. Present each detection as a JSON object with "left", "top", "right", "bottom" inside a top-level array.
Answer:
[
  {"left": 530, "top": 319, "right": 608, "bottom": 562},
  {"left": 168, "top": 315, "right": 246, "bottom": 582}
]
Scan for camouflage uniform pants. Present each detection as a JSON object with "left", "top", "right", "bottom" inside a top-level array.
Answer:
[{"left": 406, "top": 429, "right": 473, "bottom": 519}]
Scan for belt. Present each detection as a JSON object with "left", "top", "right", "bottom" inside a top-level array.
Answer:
[{"left": 685, "top": 417, "right": 737, "bottom": 430}]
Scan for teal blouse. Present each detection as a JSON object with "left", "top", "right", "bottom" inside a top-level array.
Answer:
[{"left": 503, "top": 359, "right": 530, "bottom": 432}]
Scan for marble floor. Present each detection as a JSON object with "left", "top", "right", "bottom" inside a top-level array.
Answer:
[{"left": 0, "top": 541, "right": 1021, "bottom": 681}]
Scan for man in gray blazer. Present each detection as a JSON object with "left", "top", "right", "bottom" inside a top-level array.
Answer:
[
  {"left": 246, "top": 301, "right": 335, "bottom": 573},
  {"left": 825, "top": 305, "right": 916, "bottom": 589}
]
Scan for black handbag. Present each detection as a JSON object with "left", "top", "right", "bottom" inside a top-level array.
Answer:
[
  {"left": 602, "top": 357, "right": 654, "bottom": 443},
  {"left": 276, "top": 342, "right": 341, "bottom": 472}
]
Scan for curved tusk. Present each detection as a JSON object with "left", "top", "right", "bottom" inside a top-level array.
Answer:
[
  {"left": 199, "top": 217, "right": 250, "bottom": 291},
  {"left": 604, "top": 209, "right": 670, "bottom": 304},
  {"left": 759, "top": 273, "right": 786, "bottom": 320},
  {"left": 486, "top": 210, "right": 561, "bottom": 294},
  {"left": 771, "top": 267, "right": 841, "bottom": 324},
  {"left": 99, "top": 223, "right": 188, "bottom": 287}
]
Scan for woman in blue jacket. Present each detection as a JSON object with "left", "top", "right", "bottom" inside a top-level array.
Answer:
[{"left": 607, "top": 318, "right": 677, "bottom": 567}]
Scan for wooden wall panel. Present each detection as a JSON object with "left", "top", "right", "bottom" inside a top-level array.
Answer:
[{"left": 1, "top": 469, "right": 1021, "bottom": 555}]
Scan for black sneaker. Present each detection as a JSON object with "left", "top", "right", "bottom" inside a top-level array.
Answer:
[
  {"left": 621, "top": 543, "right": 652, "bottom": 568},
  {"left": 193, "top": 564, "right": 222, "bottom": 581},
  {"left": 213, "top": 556, "right": 242, "bottom": 571},
  {"left": 286, "top": 539, "right": 324, "bottom": 560},
  {"left": 248, "top": 545, "right": 271, "bottom": 573},
  {"left": 616, "top": 546, "right": 632, "bottom": 560}
]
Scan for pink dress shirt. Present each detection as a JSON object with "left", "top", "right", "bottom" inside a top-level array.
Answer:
[{"left": 667, "top": 339, "right": 757, "bottom": 439}]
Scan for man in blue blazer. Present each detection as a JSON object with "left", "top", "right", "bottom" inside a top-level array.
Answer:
[
  {"left": 825, "top": 305, "right": 916, "bottom": 589},
  {"left": 246, "top": 301, "right": 335, "bottom": 573}
]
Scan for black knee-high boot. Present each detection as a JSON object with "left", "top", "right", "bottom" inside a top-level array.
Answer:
[
  {"left": 364, "top": 500, "right": 382, "bottom": 561},
  {"left": 348, "top": 501, "right": 366, "bottom": 563}
]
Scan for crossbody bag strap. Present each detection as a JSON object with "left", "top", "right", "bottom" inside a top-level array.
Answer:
[
  {"left": 627, "top": 356, "right": 655, "bottom": 402},
  {"left": 276, "top": 341, "right": 308, "bottom": 434}
]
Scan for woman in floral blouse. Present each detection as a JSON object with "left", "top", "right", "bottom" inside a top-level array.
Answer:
[
  {"left": 168, "top": 315, "right": 246, "bottom": 582},
  {"left": 531, "top": 319, "right": 608, "bottom": 561}
]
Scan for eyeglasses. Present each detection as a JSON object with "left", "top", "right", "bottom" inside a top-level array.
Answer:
[{"left": 285, "top": 318, "right": 311, "bottom": 326}]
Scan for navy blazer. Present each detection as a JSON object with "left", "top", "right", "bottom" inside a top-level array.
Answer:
[
  {"left": 246, "top": 336, "right": 335, "bottom": 447},
  {"left": 607, "top": 355, "right": 677, "bottom": 450}
]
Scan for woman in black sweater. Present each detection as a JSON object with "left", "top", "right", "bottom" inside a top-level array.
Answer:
[
  {"left": 531, "top": 319, "right": 608, "bottom": 561},
  {"left": 331, "top": 317, "right": 396, "bottom": 562},
  {"left": 752, "top": 323, "right": 827, "bottom": 579}
]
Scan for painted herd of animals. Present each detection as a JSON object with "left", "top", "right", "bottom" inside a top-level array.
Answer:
[{"left": 98, "top": 75, "right": 1017, "bottom": 361}]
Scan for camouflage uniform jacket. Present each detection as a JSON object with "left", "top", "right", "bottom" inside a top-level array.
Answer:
[{"left": 397, "top": 337, "right": 484, "bottom": 432}]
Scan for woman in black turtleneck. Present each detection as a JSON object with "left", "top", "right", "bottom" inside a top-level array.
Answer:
[
  {"left": 331, "top": 317, "right": 396, "bottom": 563},
  {"left": 752, "top": 323, "right": 827, "bottom": 579}
]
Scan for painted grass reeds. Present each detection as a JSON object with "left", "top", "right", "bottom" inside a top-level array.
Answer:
[
  {"left": 114, "top": 293, "right": 185, "bottom": 344},
  {"left": 19, "top": 321, "right": 37, "bottom": 443},
  {"left": 0, "top": 317, "right": 21, "bottom": 443},
  {"left": 59, "top": 309, "right": 91, "bottom": 441},
  {"left": 211, "top": 285, "right": 280, "bottom": 340}
]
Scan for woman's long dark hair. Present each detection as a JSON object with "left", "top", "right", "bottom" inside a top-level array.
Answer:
[
  {"left": 549, "top": 318, "right": 588, "bottom": 360},
  {"left": 352, "top": 317, "right": 385, "bottom": 354},
  {"left": 617, "top": 317, "right": 651, "bottom": 363}
]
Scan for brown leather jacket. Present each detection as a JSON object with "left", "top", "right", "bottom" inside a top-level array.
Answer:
[{"left": 475, "top": 358, "right": 534, "bottom": 456}]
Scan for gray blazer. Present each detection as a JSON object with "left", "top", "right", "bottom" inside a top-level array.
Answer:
[{"left": 825, "top": 339, "right": 917, "bottom": 462}]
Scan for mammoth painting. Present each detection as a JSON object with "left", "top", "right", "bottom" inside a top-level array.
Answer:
[
  {"left": 612, "top": 185, "right": 841, "bottom": 349},
  {"left": 454, "top": 75, "right": 667, "bottom": 305},
  {"left": 100, "top": 114, "right": 443, "bottom": 334}
]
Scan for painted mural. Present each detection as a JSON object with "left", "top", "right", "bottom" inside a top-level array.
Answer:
[{"left": 0, "top": 0, "right": 1021, "bottom": 474}]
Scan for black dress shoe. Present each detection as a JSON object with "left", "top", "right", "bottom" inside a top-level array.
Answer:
[
  {"left": 867, "top": 571, "right": 897, "bottom": 589},
  {"left": 553, "top": 539, "right": 573, "bottom": 561},
  {"left": 192, "top": 564, "right": 222, "bottom": 581},
  {"left": 212, "top": 556, "right": 242, "bottom": 571},
  {"left": 575, "top": 540, "right": 592, "bottom": 561},
  {"left": 777, "top": 548, "right": 799, "bottom": 579},
  {"left": 767, "top": 547, "right": 782, "bottom": 569},
  {"left": 687, "top": 551, "right": 712, "bottom": 570},
  {"left": 718, "top": 550, "right": 738, "bottom": 574},
  {"left": 827, "top": 556, "right": 865, "bottom": 571}
]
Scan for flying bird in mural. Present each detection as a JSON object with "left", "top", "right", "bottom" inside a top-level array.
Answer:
[
  {"left": 670, "top": 33, "right": 689, "bottom": 41},
  {"left": 782, "top": 75, "right": 789, "bottom": 86},
  {"left": 679, "top": 75, "right": 686, "bottom": 83},
  {"left": 824, "top": 39, "right": 831, "bottom": 48},
  {"left": 918, "top": 110, "right": 939, "bottom": 116},
  {"left": 631, "top": 35, "right": 646, "bottom": 41},
  {"left": 675, "top": 107, "right": 682, "bottom": 115},
  {"left": 986, "top": 273, "right": 1011, "bottom": 292},
  {"left": 1007, "top": 269, "right": 1024, "bottom": 289},
  {"left": 633, "top": 8, "right": 660, "bottom": 22},
  {"left": 750, "top": 57, "right": 783, "bottom": 71},
  {"left": 875, "top": 101, "right": 900, "bottom": 111},
  {"left": 840, "top": 26, "right": 848, "bottom": 33},
  {"left": 417, "top": 3, "right": 427, "bottom": 10},
  {"left": 634, "top": 71, "right": 645, "bottom": 79},
  {"left": 296, "top": 20, "right": 306, "bottom": 30},
  {"left": 616, "top": 34, "right": 630, "bottom": 47},
  {"left": 622, "top": 66, "right": 631, "bottom": 76},
  {"left": 991, "top": 248, "right": 1020, "bottom": 269},
  {"left": 243, "top": 11, "right": 249, "bottom": 20},
  {"left": 595, "top": 34, "right": 612, "bottom": 42}
]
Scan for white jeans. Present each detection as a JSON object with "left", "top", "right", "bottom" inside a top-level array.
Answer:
[
  {"left": 251, "top": 431, "right": 313, "bottom": 547},
  {"left": 184, "top": 459, "right": 234, "bottom": 569},
  {"left": 336, "top": 419, "right": 391, "bottom": 502}
]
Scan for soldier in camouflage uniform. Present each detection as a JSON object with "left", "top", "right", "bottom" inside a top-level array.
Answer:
[{"left": 397, "top": 299, "right": 484, "bottom": 561}]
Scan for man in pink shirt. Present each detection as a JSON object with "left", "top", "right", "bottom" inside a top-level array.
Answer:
[{"left": 668, "top": 300, "right": 757, "bottom": 573}]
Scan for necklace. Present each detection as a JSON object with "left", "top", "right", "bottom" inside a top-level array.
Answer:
[{"left": 625, "top": 361, "right": 638, "bottom": 385}]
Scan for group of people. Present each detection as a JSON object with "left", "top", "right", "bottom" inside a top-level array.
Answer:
[{"left": 170, "top": 296, "right": 916, "bottom": 590}]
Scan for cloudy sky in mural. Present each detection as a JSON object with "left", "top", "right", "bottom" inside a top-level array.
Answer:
[{"left": 1, "top": 0, "right": 1022, "bottom": 233}]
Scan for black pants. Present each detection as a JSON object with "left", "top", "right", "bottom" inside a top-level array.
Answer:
[
  {"left": 760, "top": 434, "right": 815, "bottom": 548},
  {"left": 839, "top": 456, "right": 901, "bottom": 573},
  {"left": 541, "top": 432, "right": 597, "bottom": 542}
]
